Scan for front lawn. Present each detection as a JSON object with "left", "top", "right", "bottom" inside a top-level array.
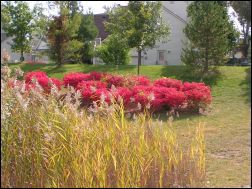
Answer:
[{"left": 9, "top": 63, "right": 251, "bottom": 187}]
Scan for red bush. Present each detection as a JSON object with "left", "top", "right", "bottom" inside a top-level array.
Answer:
[
  {"left": 154, "top": 78, "right": 183, "bottom": 90},
  {"left": 103, "top": 74, "right": 127, "bottom": 88},
  {"left": 22, "top": 71, "right": 212, "bottom": 113},
  {"left": 76, "top": 80, "right": 107, "bottom": 91},
  {"left": 132, "top": 76, "right": 151, "bottom": 86},
  {"left": 81, "top": 87, "right": 111, "bottom": 105},
  {"left": 151, "top": 87, "right": 186, "bottom": 111},
  {"left": 183, "top": 82, "right": 212, "bottom": 109},
  {"left": 131, "top": 86, "right": 154, "bottom": 109},
  {"left": 63, "top": 72, "right": 90, "bottom": 88},
  {"left": 25, "top": 60, "right": 46, "bottom": 64},
  {"left": 112, "top": 87, "right": 133, "bottom": 108},
  {"left": 89, "top": 71, "right": 104, "bottom": 81},
  {"left": 24, "top": 71, "right": 48, "bottom": 83}
]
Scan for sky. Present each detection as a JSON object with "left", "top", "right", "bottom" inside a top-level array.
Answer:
[
  {"left": 26, "top": 1, "right": 129, "bottom": 14},
  {"left": 25, "top": 1, "right": 242, "bottom": 32}
]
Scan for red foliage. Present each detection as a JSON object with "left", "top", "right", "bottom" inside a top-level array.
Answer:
[
  {"left": 81, "top": 87, "right": 111, "bottom": 105},
  {"left": 89, "top": 71, "right": 104, "bottom": 81},
  {"left": 25, "top": 60, "right": 46, "bottom": 64},
  {"left": 131, "top": 86, "right": 154, "bottom": 109},
  {"left": 63, "top": 72, "right": 91, "bottom": 88},
  {"left": 103, "top": 74, "right": 126, "bottom": 88},
  {"left": 24, "top": 71, "right": 48, "bottom": 83},
  {"left": 112, "top": 87, "right": 133, "bottom": 108},
  {"left": 152, "top": 87, "right": 186, "bottom": 111},
  {"left": 131, "top": 76, "right": 151, "bottom": 86},
  {"left": 183, "top": 82, "right": 212, "bottom": 109},
  {"left": 21, "top": 71, "right": 212, "bottom": 113},
  {"left": 154, "top": 78, "right": 183, "bottom": 90},
  {"left": 76, "top": 80, "right": 107, "bottom": 91}
]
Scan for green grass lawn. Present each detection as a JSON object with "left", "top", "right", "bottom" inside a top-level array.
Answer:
[{"left": 9, "top": 63, "right": 251, "bottom": 187}]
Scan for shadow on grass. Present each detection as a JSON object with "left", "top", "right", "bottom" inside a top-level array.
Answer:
[
  {"left": 239, "top": 67, "right": 251, "bottom": 105},
  {"left": 160, "top": 66, "right": 223, "bottom": 87},
  {"left": 151, "top": 110, "right": 204, "bottom": 122},
  {"left": 17, "top": 63, "right": 136, "bottom": 76},
  {"left": 81, "top": 64, "right": 136, "bottom": 75}
]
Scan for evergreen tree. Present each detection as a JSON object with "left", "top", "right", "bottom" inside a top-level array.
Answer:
[
  {"left": 77, "top": 10, "right": 99, "bottom": 64},
  {"left": 230, "top": 1, "right": 251, "bottom": 59},
  {"left": 46, "top": 3, "right": 82, "bottom": 65},
  {"left": 181, "top": 1, "right": 238, "bottom": 74}
]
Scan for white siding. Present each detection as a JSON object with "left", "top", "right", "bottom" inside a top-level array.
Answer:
[
  {"left": 1, "top": 37, "right": 30, "bottom": 63},
  {"left": 130, "top": 1, "right": 190, "bottom": 65}
]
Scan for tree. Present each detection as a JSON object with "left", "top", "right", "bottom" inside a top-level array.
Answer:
[
  {"left": 46, "top": 2, "right": 83, "bottom": 65},
  {"left": 77, "top": 10, "right": 99, "bottom": 64},
  {"left": 230, "top": 1, "right": 251, "bottom": 59},
  {"left": 96, "top": 34, "right": 131, "bottom": 65},
  {"left": 105, "top": 1, "right": 170, "bottom": 75},
  {"left": 1, "top": 1, "right": 35, "bottom": 62},
  {"left": 181, "top": 1, "right": 238, "bottom": 74}
]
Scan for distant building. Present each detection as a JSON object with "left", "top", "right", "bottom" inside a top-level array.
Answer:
[
  {"left": 1, "top": 1, "right": 191, "bottom": 65},
  {"left": 93, "top": 1, "right": 191, "bottom": 65},
  {"left": 1, "top": 28, "right": 49, "bottom": 63}
]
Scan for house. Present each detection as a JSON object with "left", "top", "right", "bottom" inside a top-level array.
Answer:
[
  {"left": 1, "top": 28, "right": 50, "bottom": 63},
  {"left": 93, "top": 1, "right": 191, "bottom": 65},
  {"left": 1, "top": 1, "right": 191, "bottom": 65}
]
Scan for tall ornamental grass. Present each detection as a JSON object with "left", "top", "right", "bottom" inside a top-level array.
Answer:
[{"left": 1, "top": 66, "right": 206, "bottom": 188}]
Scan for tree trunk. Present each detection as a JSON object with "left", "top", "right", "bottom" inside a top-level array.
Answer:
[
  {"left": 137, "top": 50, "right": 142, "bottom": 75},
  {"left": 58, "top": 44, "right": 62, "bottom": 66},
  {"left": 204, "top": 37, "right": 209, "bottom": 74},
  {"left": 243, "top": 23, "right": 250, "bottom": 58},
  {"left": 20, "top": 49, "right": 24, "bottom": 62}
]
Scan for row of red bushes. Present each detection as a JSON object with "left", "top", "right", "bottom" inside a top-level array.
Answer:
[{"left": 11, "top": 71, "right": 212, "bottom": 113}]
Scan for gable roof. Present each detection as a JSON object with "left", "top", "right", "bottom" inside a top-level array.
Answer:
[{"left": 94, "top": 14, "right": 109, "bottom": 41}]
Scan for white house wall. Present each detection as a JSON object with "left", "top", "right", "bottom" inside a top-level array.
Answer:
[
  {"left": 1, "top": 37, "right": 30, "bottom": 62},
  {"left": 130, "top": 1, "right": 189, "bottom": 65}
]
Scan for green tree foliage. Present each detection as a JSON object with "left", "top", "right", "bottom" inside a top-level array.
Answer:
[
  {"left": 1, "top": 1, "right": 35, "bottom": 62},
  {"left": 46, "top": 2, "right": 83, "bottom": 65},
  {"left": 181, "top": 1, "right": 238, "bottom": 74},
  {"left": 32, "top": 3, "right": 50, "bottom": 37},
  {"left": 96, "top": 34, "right": 130, "bottom": 65},
  {"left": 105, "top": 1, "right": 170, "bottom": 75},
  {"left": 230, "top": 1, "right": 251, "bottom": 58},
  {"left": 77, "top": 10, "right": 99, "bottom": 64}
]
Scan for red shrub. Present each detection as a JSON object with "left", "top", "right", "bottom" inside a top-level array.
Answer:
[
  {"left": 154, "top": 78, "right": 183, "bottom": 90},
  {"left": 24, "top": 71, "right": 48, "bottom": 83},
  {"left": 132, "top": 76, "right": 151, "bottom": 86},
  {"left": 89, "top": 71, "right": 104, "bottom": 81},
  {"left": 36, "top": 77, "right": 63, "bottom": 92},
  {"left": 6, "top": 79, "right": 23, "bottom": 89},
  {"left": 81, "top": 87, "right": 111, "bottom": 105},
  {"left": 152, "top": 87, "right": 186, "bottom": 111},
  {"left": 103, "top": 74, "right": 128, "bottom": 88},
  {"left": 50, "top": 78, "right": 63, "bottom": 90},
  {"left": 22, "top": 71, "right": 212, "bottom": 113},
  {"left": 76, "top": 80, "right": 107, "bottom": 91},
  {"left": 112, "top": 87, "right": 133, "bottom": 108},
  {"left": 131, "top": 86, "right": 154, "bottom": 109},
  {"left": 26, "top": 60, "right": 46, "bottom": 64},
  {"left": 63, "top": 72, "right": 90, "bottom": 88},
  {"left": 183, "top": 82, "right": 212, "bottom": 109}
]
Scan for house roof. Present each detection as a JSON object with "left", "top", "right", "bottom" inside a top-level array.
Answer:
[{"left": 94, "top": 13, "right": 109, "bottom": 41}]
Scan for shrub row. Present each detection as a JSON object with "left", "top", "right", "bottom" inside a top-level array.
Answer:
[{"left": 11, "top": 71, "right": 212, "bottom": 113}]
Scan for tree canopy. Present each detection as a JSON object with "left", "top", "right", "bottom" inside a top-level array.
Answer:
[{"left": 105, "top": 1, "right": 170, "bottom": 75}]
